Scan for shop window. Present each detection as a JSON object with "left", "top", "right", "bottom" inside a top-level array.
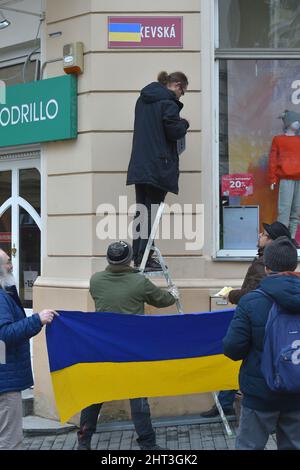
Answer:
[
  {"left": 0, "top": 207, "right": 11, "bottom": 256},
  {"left": 0, "top": 60, "right": 39, "bottom": 86},
  {"left": 0, "top": 170, "right": 11, "bottom": 206},
  {"left": 19, "top": 168, "right": 41, "bottom": 215},
  {"left": 219, "top": 0, "right": 300, "bottom": 49},
  {"left": 19, "top": 206, "right": 40, "bottom": 309},
  {"left": 219, "top": 59, "right": 300, "bottom": 251}
]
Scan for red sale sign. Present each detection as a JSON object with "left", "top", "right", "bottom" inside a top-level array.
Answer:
[{"left": 222, "top": 174, "right": 254, "bottom": 197}]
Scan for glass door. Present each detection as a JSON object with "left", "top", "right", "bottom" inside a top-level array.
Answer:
[{"left": 0, "top": 159, "right": 41, "bottom": 311}]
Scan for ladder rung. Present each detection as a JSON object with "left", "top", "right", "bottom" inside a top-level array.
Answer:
[{"left": 141, "top": 271, "right": 168, "bottom": 277}]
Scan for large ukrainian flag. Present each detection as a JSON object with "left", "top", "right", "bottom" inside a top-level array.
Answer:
[{"left": 46, "top": 310, "right": 239, "bottom": 423}]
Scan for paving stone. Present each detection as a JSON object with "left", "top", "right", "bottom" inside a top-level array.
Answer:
[
  {"left": 156, "top": 439, "right": 167, "bottom": 448},
  {"left": 62, "top": 432, "right": 78, "bottom": 450},
  {"left": 203, "top": 441, "right": 215, "bottom": 450},
  {"left": 22, "top": 438, "right": 34, "bottom": 450},
  {"left": 51, "top": 434, "right": 68, "bottom": 450},
  {"left": 190, "top": 440, "right": 203, "bottom": 450},
  {"left": 178, "top": 442, "right": 191, "bottom": 450},
  {"left": 213, "top": 437, "right": 228, "bottom": 450},
  {"left": 168, "top": 441, "right": 179, "bottom": 450},
  {"left": 28, "top": 438, "right": 45, "bottom": 450},
  {"left": 97, "top": 440, "right": 110, "bottom": 450},
  {"left": 119, "top": 441, "right": 132, "bottom": 450},
  {"left": 39, "top": 435, "right": 57, "bottom": 450}
]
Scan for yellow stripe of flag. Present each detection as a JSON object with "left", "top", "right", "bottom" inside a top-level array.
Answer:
[
  {"left": 109, "top": 32, "right": 141, "bottom": 43},
  {"left": 51, "top": 354, "right": 240, "bottom": 423}
]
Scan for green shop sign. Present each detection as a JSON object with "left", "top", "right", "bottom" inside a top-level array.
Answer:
[{"left": 0, "top": 75, "right": 77, "bottom": 147}]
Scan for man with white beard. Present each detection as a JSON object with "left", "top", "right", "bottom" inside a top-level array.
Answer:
[{"left": 0, "top": 249, "right": 58, "bottom": 450}]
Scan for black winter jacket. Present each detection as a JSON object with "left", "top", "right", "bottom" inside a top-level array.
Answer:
[
  {"left": 223, "top": 273, "right": 300, "bottom": 412},
  {"left": 127, "top": 82, "right": 189, "bottom": 194}
]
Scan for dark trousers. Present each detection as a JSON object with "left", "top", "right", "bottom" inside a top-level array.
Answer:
[
  {"left": 218, "top": 390, "right": 236, "bottom": 410},
  {"left": 78, "top": 398, "right": 156, "bottom": 449},
  {"left": 133, "top": 184, "right": 167, "bottom": 265}
]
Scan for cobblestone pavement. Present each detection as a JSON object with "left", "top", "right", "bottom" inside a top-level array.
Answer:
[{"left": 22, "top": 422, "right": 277, "bottom": 451}]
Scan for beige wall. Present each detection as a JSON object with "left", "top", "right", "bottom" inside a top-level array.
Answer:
[
  {"left": 33, "top": 0, "right": 243, "bottom": 422},
  {"left": 41, "top": 0, "right": 206, "bottom": 277}
]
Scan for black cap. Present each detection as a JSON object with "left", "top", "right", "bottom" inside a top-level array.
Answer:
[
  {"left": 106, "top": 241, "right": 133, "bottom": 265},
  {"left": 264, "top": 236, "right": 298, "bottom": 272},
  {"left": 263, "top": 221, "right": 291, "bottom": 240}
]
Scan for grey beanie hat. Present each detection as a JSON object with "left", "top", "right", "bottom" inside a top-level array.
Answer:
[
  {"left": 280, "top": 110, "right": 300, "bottom": 129},
  {"left": 106, "top": 241, "right": 133, "bottom": 265},
  {"left": 263, "top": 236, "right": 298, "bottom": 272}
]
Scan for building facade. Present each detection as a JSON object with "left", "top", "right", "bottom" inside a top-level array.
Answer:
[{"left": 1, "top": 0, "right": 299, "bottom": 422}]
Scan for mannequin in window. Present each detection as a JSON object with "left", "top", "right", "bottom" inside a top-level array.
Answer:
[{"left": 269, "top": 110, "right": 300, "bottom": 240}]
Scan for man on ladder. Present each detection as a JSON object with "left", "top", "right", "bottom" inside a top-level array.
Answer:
[{"left": 126, "top": 70, "right": 189, "bottom": 271}]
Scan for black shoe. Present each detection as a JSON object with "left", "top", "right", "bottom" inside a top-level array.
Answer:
[
  {"left": 144, "top": 259, "right": 163, "bottom": 272},
  {"left": 200, "top": 405, "right": 235, "bottom": 418},
  {"left": 200, "top": 405, "right": 219, "bottom": 418}
]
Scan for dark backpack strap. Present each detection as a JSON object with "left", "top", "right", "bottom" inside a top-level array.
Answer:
[{"left": 254, "top": 289, "right": 279, "bottom": 335}]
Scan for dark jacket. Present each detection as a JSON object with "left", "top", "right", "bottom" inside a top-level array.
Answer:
[
  {"left": 90, "top": 265, "right": 176, "bottom": 314},
  {"left": 228, "top": 249, "right": 266, "bottom": 305},
  {"left": 126, "top": 81, "right": 189, "bottom": 194},
  {"left": 0, "top": 287, "right": 42, "bottom": 394},
  {"left": 223, "top": 272, "right": 300, "bottom": 412}
]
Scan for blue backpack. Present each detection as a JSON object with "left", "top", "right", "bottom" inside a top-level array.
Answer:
[{"left": 256, "top": 289, "right": 300, "bottom": 393}]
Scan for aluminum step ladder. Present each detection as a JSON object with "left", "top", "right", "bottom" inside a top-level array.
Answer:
[
  {"left": 137, "top": 202, "right": 234, "bottom": 437},
  {"left": 139, "top": 202, "right": 183, "bottom": 314}
]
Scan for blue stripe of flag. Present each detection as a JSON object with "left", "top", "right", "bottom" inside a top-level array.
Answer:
[
  {"left": 46, "top": 310, "right": 235, "bottom": 372},
  {"left": 109, "top": 23, "right": 141, "bottom": 33}
]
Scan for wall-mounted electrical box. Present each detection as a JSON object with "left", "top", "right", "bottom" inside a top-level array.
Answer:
[{"left": 63, "top": 42, "right": 84, "bottom": 75}]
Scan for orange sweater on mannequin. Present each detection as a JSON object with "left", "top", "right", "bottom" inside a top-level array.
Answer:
[{"left": 268, "top": 135, "right": 300, "bottom": 185}]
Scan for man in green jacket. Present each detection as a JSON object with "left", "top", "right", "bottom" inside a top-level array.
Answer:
[{"left": 77, "top": 241, "right": 177, "bottom": 450}]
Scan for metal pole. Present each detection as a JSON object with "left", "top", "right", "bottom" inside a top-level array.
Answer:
[
  {"left": 139, "top": 202, "right": 165, "bottom": 273},
  {"left": 212, "top": 392, "right": 234, "bottom": 437}
]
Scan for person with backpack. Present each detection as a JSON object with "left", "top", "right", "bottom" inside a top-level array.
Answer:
[
  {"left": 201, "top": 221, "right": 292, "bottom": 419},
  {"left": 223, "top": 236, "right": 300, "bottom": 450}
]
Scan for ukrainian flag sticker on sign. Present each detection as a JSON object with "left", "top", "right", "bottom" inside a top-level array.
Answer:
[{"left": 109, "top": 22, "right": 141, "bottom": 43}]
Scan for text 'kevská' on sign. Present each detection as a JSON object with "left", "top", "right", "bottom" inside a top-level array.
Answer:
[{"left": 0, "top": 75, "right": 78, "bottom": 147}]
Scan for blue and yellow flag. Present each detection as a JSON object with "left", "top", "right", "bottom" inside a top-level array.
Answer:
[
  {"left": 108, "top": 23, "right": 141, "bottom": 43},
  {"left": 46, "top": 310, "right": 239, "bottom": 423}
]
